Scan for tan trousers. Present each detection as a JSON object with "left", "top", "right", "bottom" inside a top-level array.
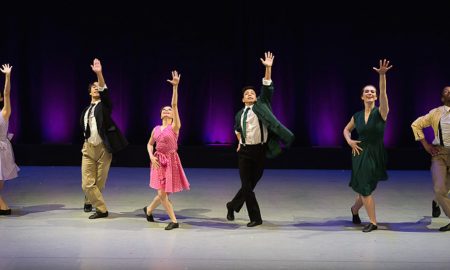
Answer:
[
  {"left": 431, "top": 147, "right": 450, "bottom": 218},
  {"left": 81, "top": 142, "right": 112, "bottom": 213}
]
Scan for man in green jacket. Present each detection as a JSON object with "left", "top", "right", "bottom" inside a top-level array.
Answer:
[{"left": 226, "top": 51, "right": 295, "bottom": 227}]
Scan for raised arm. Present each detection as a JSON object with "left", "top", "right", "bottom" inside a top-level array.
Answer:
[
  {"left": 343, "top": 117, "right": 363, "bottom": 156},
  {"left": 167, "top": 70, "right": 181, "bottom": 134},
  {"left": 373, "top": 59, "right": 392, "bottom": 121},
  {"left": 91, "top": 58, "right": 106, "bottom": 88},
  {"left": 260, "top": 51, "right": 274, "bottom": 81},
  {"left": 0, "top": 64, "right": 12, "bottom": 120}
]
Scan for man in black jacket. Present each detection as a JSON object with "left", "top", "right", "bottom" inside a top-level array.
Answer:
[{"left": 80, "top": 58, "right": 128, "bottom": 219}]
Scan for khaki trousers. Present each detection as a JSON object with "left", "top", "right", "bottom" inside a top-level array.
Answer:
[
  {"left": 81, "top": 142, "right": 112, "bottom": 213},
  {"left": 431, "top": 147, "right": 450, "bottom": 218}
]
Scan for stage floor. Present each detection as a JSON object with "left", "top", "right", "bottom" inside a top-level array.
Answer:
[{"left": 0, "top": 166, "right": 449, "bottom": 270}]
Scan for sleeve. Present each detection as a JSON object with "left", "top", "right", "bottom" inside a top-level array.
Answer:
[{"left": 411, "top": 109, "right": 436, "bottom": 141}]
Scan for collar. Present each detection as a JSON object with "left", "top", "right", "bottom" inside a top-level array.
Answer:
[{"left": 445, "top": 105, "right": 450, "bottom": 113}]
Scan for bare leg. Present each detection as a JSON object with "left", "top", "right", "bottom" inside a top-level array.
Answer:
[
  {"left": 361, "top": 195, "right": 377, "bottom": 225},
  {"left": 0, "top": 181, "right": 9, "bottom": 210},
  {"left": 147, "top": 195, "right": 161, "bottom": 214},
  {"left": 351, "top": 194, "right": 363, "bottom": 214},
  {"left": 158, "top": 189, "right": 177, "bottom": 223}
]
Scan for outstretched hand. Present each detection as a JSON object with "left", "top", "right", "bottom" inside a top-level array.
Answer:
[
  {"left": 91, "top": 58, "right": 102, "bottom": 73},
  {"left": 167, "top": 70, "right": 181, "bottom": 86},
  {"left": 373, "top": 59, "right": 392, "bottom": 75},
  {"left": 260, "top": 51, "right": 274, "bottom": 67},
  {"left": 0, "top": 64, "right": 12, "bottom": 75}
]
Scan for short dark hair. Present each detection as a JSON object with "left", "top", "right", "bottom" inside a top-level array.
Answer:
[
  {"left": 241, "top": 85, "right": 256, "bottom": 96},
  {"left": 441, "top": 86, "right": 450, "bottom": 97},
  {"left": 88, "top": 82, "right": 95, "bottom": 93}
]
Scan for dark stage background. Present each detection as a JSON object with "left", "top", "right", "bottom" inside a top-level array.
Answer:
[{"left": 1, "top": 1, "right": 449, "bottom": 169}]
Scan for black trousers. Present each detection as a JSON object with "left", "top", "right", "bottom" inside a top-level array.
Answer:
[{"left": 229, "top": 144, "right": 266, "bottom": 222}]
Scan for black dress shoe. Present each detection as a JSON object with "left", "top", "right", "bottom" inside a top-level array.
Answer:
[
  {"left": 84, "top": 204, "right": 93, "bottom": 213},
  {"left": 89, "top": 211, "right": 108, "bottom": 219},
  {"left": 432, "top": 200, "right": 441, "bottom": 218},
  {"left": 226, "top": 202, "right": 235, "bottom": 221},
  {"left": 0, "top": 209, "right": 11, "bottom": 215},
  {"left": 439, "top": 222, "right": 450, "bottom": 232},
  {"left": 247, "top": 220, "right": 263, "bottom": 227},
  {"left": 362, "top": 223, "right": 378, "bottom": 232},
  {"left": 165, "top": 222, "right": 179, "bottom": 230},
  {"left": 351, "top": 207, "right": 361, "bottom": 224},
  {"left": 143, "top": 207, "right": 154, "bottom": 222}
]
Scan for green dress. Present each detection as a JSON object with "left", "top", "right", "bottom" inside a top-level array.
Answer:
[{"left": 349, "top": 107, "right": 388, "bottom": 196}]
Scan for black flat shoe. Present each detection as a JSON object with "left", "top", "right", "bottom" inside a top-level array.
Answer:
[
  {"left": 143, "top": 207, "right": 154, "bottom": 222},
  {"left": 351, "top": 207, "right": 361, "bottom": 224},
  {"left": 439, "top": 223, "right": 450, "bottom": 232},
  {"left": 84, "top": 204, "right": 93, "bottom": 213},
  {"left": 226, "top": 202, "right": 235, "bottom": 221},
  {"left": 89, "top": 211, "right": 108, "bottom": 219},
  {"left": 432, "top": 200, "right": 441, "bottom": 218},
  {"left": 247, "top": 220, "right": 263, "bottom": 227},
  {"left": 362, "top": 223, "right": 378, "bottom": 232},
  {"left": 0, "top": 209, "right": 11, "bottom": 215},
  {"left": 165, "top": 222, "right": 179, "bottom": 230}
]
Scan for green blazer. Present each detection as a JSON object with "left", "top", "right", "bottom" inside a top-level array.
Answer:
[{"left": 235, "top": 82, "right": 295, "bottom": 158}]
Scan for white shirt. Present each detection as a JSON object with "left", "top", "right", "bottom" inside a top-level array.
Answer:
[
  {"left": 84, "top": 86, "right": 106, "bottom": 145},
  {"left": 238, "top": 78, "right": 271, "bottom": 145},
  {"left": 436, "top": 106, "right": 450, "bottom": 147}
]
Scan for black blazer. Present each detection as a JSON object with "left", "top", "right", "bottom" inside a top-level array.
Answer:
[{"left": 80, "top": 88, "right": 128, "bottom": 153}]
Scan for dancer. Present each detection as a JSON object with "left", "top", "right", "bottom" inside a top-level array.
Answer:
[
  {"left": 343, "top": 59, "right": 392, "bottom": 232},
  {"left": 0, "top": 64, "right": 19, "bottom": 216},
  {"left": 80, "top": 58, "right": 128, "bottom": 219},
  {"left": 226, "top": 51, "right": 295, "bottom": 227},
  {"left": 144, "top": 70, "right": 190, "bottom": 230},
  {"left": 411, "top": 85, "right": 450, "bottom": 231}
]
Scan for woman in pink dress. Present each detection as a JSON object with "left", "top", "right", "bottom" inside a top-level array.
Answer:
[
  {"left": 143, "top": 70, "right": 190, "bottom": 230},
  {"left": 0, "top": 64, "right": 19, "bottom": 216}
]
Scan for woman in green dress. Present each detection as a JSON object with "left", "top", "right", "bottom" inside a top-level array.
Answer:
[{"left": 343, "top": 59, "right": 392, "bottom": 232}]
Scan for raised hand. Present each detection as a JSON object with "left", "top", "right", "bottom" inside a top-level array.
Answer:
[
  {"left": 0, "top": 64, "right": 12, "bottom": 75},
  {"left": 167, "top": 70, "right": 180, "bottom": 86},
  {"left": 260, "top": 51, "right": 275, "bottom": 67},
  {"left": 373, "top": 59, "right": 393, "bottom": 75},
  {"left": 90, "top": 58, "right": 102, "bottom": 73}
]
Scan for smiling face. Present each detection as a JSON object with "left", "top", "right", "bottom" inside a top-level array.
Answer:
[
  {"left": 242, "top": 88, "right": 257, "bottom": 105},
  {"left": 160, "top": 106, "right": 173, "bottom": 120},
  {"left": 89, "top": 82, "right": 101, "bottom": 100},
  {"left": 360, "top": 85, "right": 378, "bottom": 103}
]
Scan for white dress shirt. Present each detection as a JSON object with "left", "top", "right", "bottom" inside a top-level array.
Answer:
[{"left": 84, "top": 86, "right": 107, "bottom": 145}]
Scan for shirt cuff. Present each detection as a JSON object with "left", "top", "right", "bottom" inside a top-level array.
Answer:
[
  {"left": 98, "top": 84, "right": 108, "bottom": 91},
  {"left": 262, "top": 78, "right": 272, "bottom": 86}
]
